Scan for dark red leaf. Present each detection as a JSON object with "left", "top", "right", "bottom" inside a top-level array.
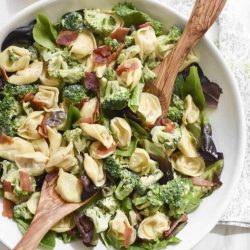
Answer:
[
  {"left": 93, "top": 46, "right": 112, "bottom": 65},
  {"left": 56, "top": 31, "right": 78, "bottom": 46},
  {"left": 84, "top": 72, "right": 99, "bottom": 93}
]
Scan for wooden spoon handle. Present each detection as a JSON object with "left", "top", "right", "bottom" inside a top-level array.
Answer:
[{"left": 156, "top": 0, "right": 227, "bottom": 111}]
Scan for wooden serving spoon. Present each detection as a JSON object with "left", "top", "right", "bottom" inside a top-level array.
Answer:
[
  {"left": 14, "top": 172, "right": 96, "bottom": 250},
  {"left": 146, "top": 0, "right": 227, "bottom": 116}
]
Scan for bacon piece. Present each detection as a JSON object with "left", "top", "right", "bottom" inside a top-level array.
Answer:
[
  {"left": 2, "top": 180, "right": 13, "bottom": 193},
  {"left": 163, "top": 214, "right": 188, "bottom": 238},
  {"left": 21, "top": 92, "right": 34, "bottom": 102},
  {"left": 21, "top": 92, "right": 46, "bottom": 110},
  {"left": 139, "top": 22, "right": 151, "bottom": 29},
  {"left": 2, "top": 199, "right": 14, "bottom": 218},
  {"left": 110, "top": 27, "right": 130, "bottom": 42},
  {"left": 0, "top": 134, "right": 13, "bottom": 144},
  {"left": 38, "top": 114, "right": 48, "bottom": 138},
  {"left": 160, "top": 118, "right": 176, "bottom": 133},
  {"left": 0, "top": 67, "right": 8, "bottom": 81},
  {"left": 192, "top": 177, "right": 216, "bottom": 188},
  {"left": 56, "top": 31, "right": 78, "bottom": 46},
  {"left": 116, "top": 61, "right": 139, "bottom": 76},
  {"left": 19, "top": 171, "right": 34, "bottom": 192},
  {"left": 97, "top": 143, "right": 116, "bottom": 156},
  {"left": 84, "top": 72, "right": 99, "bottom": 93},
  {"left": 93, "top": 46, "right": 112, "bottom": 65},
  {"left": 107, "top": 43, "right": 125, "bottom": 64},
  {"left": 123, "top": 222, "right": 133, "bottom": 248}
]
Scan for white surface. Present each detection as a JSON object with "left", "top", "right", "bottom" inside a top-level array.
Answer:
[{"left": 0, "top": 0, "right": 249, "bottom": 250}]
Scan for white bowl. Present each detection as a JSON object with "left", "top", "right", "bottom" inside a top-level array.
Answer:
[{"left": 0, "top": 0, "right": 247, "bottom": 249}]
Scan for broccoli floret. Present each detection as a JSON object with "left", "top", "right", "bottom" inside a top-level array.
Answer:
[
  {"left": 101, "top": 80, "right": 130, "bottom": 110},
  {"left": 13, "top": 175, "right": 36, "bottom": 197},
  {"left": 167, "top": 95, "right": 184, "bottom": 123},
  {"left": 13, "top": 115, "right": 26, "bottom": 131},
  {"left": 142, "top": 65, "right": 156, "bottom": 83},
  {"left": 104, "top": 37, "right": 120, "bottom": 51},
  {"left": 97, "top": 195, "right": 120, "bottom": 215},
  {"left": 59, "top": 63, "right": 84, "bottom": 84},
  {"left": 144, "top": 53, "right": 158, "bottom": 69},
  {"left": 62, "top": 84, "right": 88, "bottom": 105},
  {"left": 0, "top": 160, "right": 18, "bottom": 182},
  {"left": 63, "top": 128, "right": 87, "bottom": 153},
  {"left": 151, "top": 124, "right": 182, "bottom": 149},
  {"left": 28, "top": 46, "right": 39, "bottom": 61},
  {"left": 84, "top": 9, "right": 116, "bottom": 35},
  {"left": 103, "top": 155, "right": 125, "bottom": 179},
  {"left": 13, "top": 202, "right": 33, "bottom": 220},
  {"left": 85, "top": 206, "right": 112, "bottom": 233},
  {"left": 124, "top": 35, "right": 135, "bottom": 48},
  {"left": 166, "top": 26, "right": 182, "bottom": 43},
  {"left": 60, "top": 11, "right": 84, "bottom": 31},
  {"left": 115, "top": 169, "right": 140, "bottom": 200},
  {"left": 3, "top": 83, "right": 38, "bottom": 98},
  {"left": 103, "top": 68, "right": 117, "bottom": 81}
]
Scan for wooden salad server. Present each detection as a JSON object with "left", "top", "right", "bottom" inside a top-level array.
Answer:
[
  {"left": 147, "top": 0, "right": 227, "bottom": 116},
  {"left": 14, "top": 173, "right": 95, "bottom": 250}
]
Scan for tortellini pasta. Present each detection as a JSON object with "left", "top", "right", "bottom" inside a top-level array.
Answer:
[
  {"left": 55, "top": 169, "right": 83, "bottom": 203},
  {"left": 80, "top": 97, "right": 98, "bottom": 124},
  {"left": 70, "top": 32, "right": 97, "bottom": 59},
  {"left": 177, "top": 125, "right": 199, "bottom": 157},
  {"left": 18, "top": 111, "right": 44, "bottom": 140},
  {"left": 80, "top": 54, "right": 94, "bottom": 72},
  {"left": 94, "top": 64, "right": 107, "bottom": 78},
  {"left": 117, "top": 58, "right": 142, "bottom": 90},
  {"left": 182, "top": 95, "right": 200, "bottom": 125},
  {"left": 171, "top": 152, "right": 205, "bottom": 177},
  {"left": 129, "top": 148, "right": 154, "bottom": 175},
  {"left": 15, "top": 152, "right": 49, "bottom": 176},
  {"left": 80, "top": 123, "right": 114, "bottom": 148},
  {"left": 47, "top": 127, "right": 62, "bottom": 156},
  {"left": 33, "top": 85, "right": 59, "bottom": 112},
  {"left": 138, "top": 93, "right": 162, "bottom": 125},
  {"left": 8, "top": 60, "right": 43, "bottom": 85},
  {"left": 0, "top": 46, "right": 30, "bottom": 72},
  {"left": 83, "top": 153, "right": 106, "bottom": 187},
  {"left": 51, "top": 214, "right": 76, "bottom": 233},
  {"left": 134, "top": 25, "right": 157, "bottom": 60},
  {"left": 108, "top": 210, "right": 136, "bottom": 247},
  {"left": 117, "top": 45, "right": 140, "bottom": 63},
  {"left": 31, "top": 138, "right": 50, "bottom": 157},
  {"left": 138, "top": 212, "right": 170, "bottom": 240},
  {"left": 89, "top": 141, "right": 115, "bottom": 159},
  {"left": 39, "top": 65, "right": 61, "bottom": 87},
  {"left": 27, "top": 192, "right": 41, "bottom": 214},
  {"left": 0, "top": 137, "right": 34, "bottom": 161},
  {"left": 46, "top": 142, "right": 77, "bottom": 171},
  {"left": 110, "top": 117, "right": 132, "bottom": 148}
]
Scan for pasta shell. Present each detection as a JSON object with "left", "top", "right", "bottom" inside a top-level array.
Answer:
[
  {"left": 51, "top": 214, "right": 76, "bottom": 233},
  {"left": 110, "top": 117, "right": 132, "bottom": 148},
  {"left": 0, "top": 46, "right": 30, "bottom": 72},
  {"left": 182, "top": 95, "right": 200, "bottom": 125},
  {"left": 31, "top": 138, "right": 50, "bottom": 157},
  {"left": 138, "top": 93, "right": 162, "bottom": 125},
  {"left": 47, "top": 127, "right": 62, "bottom": 156},
  {"left": 27, "top": 192, "right": 40, "bottom": 214},
  {"left": 83, "top": 153, "right": 106, "bottom": 187},
  {"left": 138, "top": 212, "right": 170, "bottom": 240}
]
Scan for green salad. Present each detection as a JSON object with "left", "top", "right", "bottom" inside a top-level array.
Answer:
[{"left": 0, "top": 2, "right": 224, "bottom": 250}]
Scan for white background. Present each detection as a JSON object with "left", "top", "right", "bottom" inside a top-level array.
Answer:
[{"left": 0, "top": 1, "right": 250, "bottom": 250}]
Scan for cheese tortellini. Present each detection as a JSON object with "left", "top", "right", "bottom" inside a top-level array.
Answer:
[
  {"left": 171, "top": 152, "right": 205, "bottom": 177},
  {"left": 39, "top": 65, "right": 61, "bottom": 87},
  {"left": 80, "top": 97, "right": 98, "bottom": 124},
  {"left": 0, "top": 46, "right": 30, "bottom": 72},
  {"left": 80, "top": 123, "right": 114, "bottom": 148},
  {"left": 31, "top": 138, "right": 50, "bottom": 157},
  {"left": 138, "top": 212, "right": 170, "bottom": 240},
  {"left": 134, "top": 25, "right": 157, "bottom": 60},
  {"left": 83, "top": 153, "right": 106, "bottom": 187},
  {"left": 47, "top": 127, "right": 62, "bottom": 156},
  {"left": 15, "top": 152, "right": 48, "bottom": 176},
  {"left": 117, "top": 58, "right": 142, "bottom": 90},
  {"left": 33, "top": 85, "right": 59, "bottom": 111},
  {"left": 182, "top": 95, "right": 200, "bottom": 125},
  {"left": 89, "top": 141, "right": 115, "bottom": 159},
  {"left": 110, "top": 117, "right": 132, "bottom": 148},
  {"left": 8, "top": 60, "right": 43, "bottom": 85},
  {"left": 108, "top": 210, "right": 136, "bottom": 247},
  {"left": 0, "top": 137, "right": 34, "bottom": 161},
  {"left": 138, "top": 93, "right": 162, "bottom": 125},
  {"left": 55, "top": 169, "right": 83, "bottom": 203},
  {"left": 51, "top": 214, "right": 76, "bottom": 233},
  {"left": 129, "top": 148, "right": 154, "bottom": 175},
  {"left": 177, "top": 125, "right": 199, "bottom": 157},
  {"left": 18, "top": 111, "right": 44, "bottom": 140},
  {"left": 70, "top": 32, "right": 97, "bottom": 59}
]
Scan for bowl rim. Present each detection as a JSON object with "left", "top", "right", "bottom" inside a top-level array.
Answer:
[{"left": 0, "top": 0, "right": 247, "bottom": 249}]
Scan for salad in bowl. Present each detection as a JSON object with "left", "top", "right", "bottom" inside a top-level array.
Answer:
[{"left": 0, "top": 2, "right": 224, "bottom": 250}]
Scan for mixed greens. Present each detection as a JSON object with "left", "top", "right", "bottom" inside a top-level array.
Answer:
[{"left": 0, "top": 2, "right": 223, "bottom": 250}]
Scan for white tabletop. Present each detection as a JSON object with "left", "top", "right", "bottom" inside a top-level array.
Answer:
[{"left": 1, "top": 1, "right": 250, "bottom": 250}]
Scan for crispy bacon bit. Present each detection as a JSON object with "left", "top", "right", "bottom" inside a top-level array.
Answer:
[
  {"left": 116, "top": 61, "right": 139, "bottom": 76},
  {"left": 2, "top": 199, "right": 14, "bottom": 218},
  {"left": 21, "top": 92, "right": 46, "bottom": 110},
  {"left": 139, "top": 22, "right": 151, "bottom": 29},
  {"left": 110, "top": 27, "right": 130, "bottom": 42},
  {"left": 107, "top": 43, "right": 125, "bottom": 64},
  {"left": 84, "top": 72, "right": 99, "bottom": 93},
  {"left": 0, "top": 134, "right": 13, "bottom": 144},
  {"left": 124, "top": 222, "right": 133, "bottom": 248},
  {"left": 21, "top": 92, "right": 34, "bottom": 102},
  {"left": 164, "top": 214, "right": 188, "bottom": 238},
  {"left": 56, "top": 31, "right": 78, "bottom": 46},
  {"left": 192, "top": 177, "right": 216, "bottom": 188},
  {"left": 160, "top": 118, "right": 176, "bottom": 133},
  {"left": 0, "top": 67, "right": 8, "bottom": 81},
  {"left": 19, "top": 171, "right": 34, "bottom": 192},
  {"left": 2, "top": 180, "right": 13, "bottom": 193},
  {"left": 93, "top": 46, "right": 112, "bottom": 65},
  {"left": 38, "top": 114, "right": 48, "bottom": 138}
]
